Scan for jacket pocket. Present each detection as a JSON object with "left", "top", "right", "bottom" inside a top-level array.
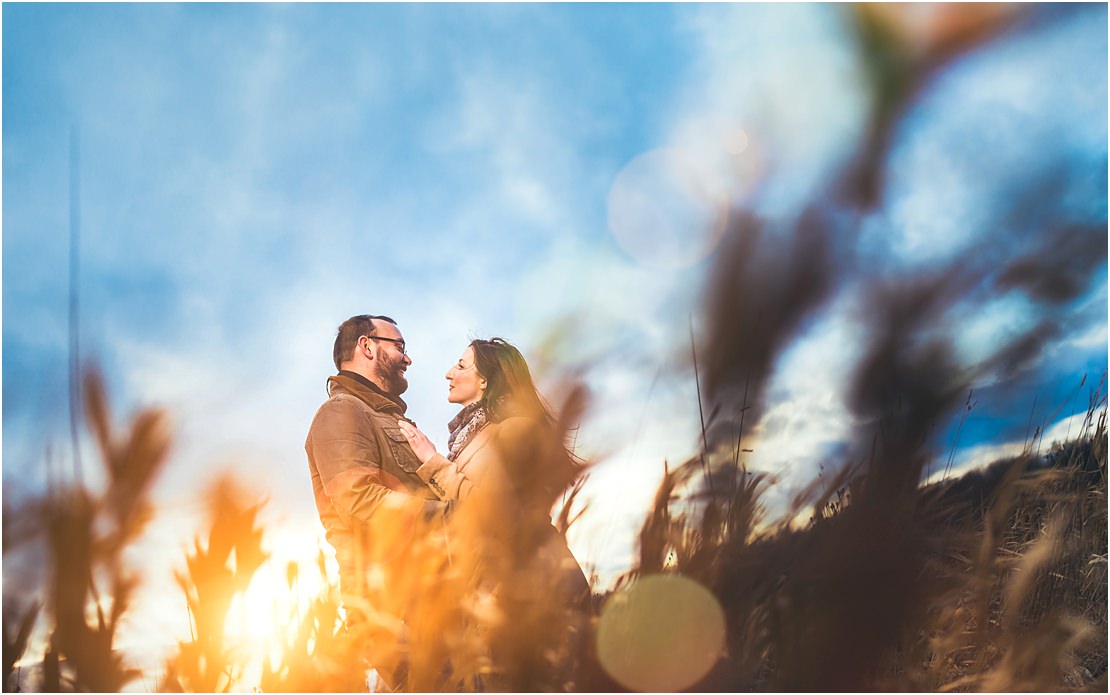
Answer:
[{"left": 383, "top": 427, "right": 421, "bottom": 473}]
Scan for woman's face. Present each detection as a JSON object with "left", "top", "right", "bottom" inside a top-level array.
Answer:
[{"left": 446, "top": 346, "right": 486, "bottom": 406}]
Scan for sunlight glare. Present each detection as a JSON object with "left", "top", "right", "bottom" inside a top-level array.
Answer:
[{"left": 221, "top": 528, "right": 329, "bottom": 677}]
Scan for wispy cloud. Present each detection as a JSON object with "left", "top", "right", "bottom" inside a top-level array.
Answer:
[
  {"left": 3, "top": 2, "right": 1106, "bottom": 666},
  {"left": 672, "top": 3, "right": 869, "bottom": 215}
]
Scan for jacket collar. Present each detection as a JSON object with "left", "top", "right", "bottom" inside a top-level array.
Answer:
[{"left": 329, "top": 371, "right": 407, "bottom": 414}]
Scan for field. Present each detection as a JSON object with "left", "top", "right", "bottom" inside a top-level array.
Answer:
[
  {"left": 2, "top": 368, "right": 1106, "bottom": 692},
  {"left": 3, "top": 4, "right": 1106, "bottom": 693}
]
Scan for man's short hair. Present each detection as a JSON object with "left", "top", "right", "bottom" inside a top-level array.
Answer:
[{"left": 333, "top": 314, "right": 397, "bottom": 370}]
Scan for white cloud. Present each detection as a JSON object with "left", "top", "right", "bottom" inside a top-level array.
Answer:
[
  {"left": 926, "top": 410, "right": 1101, "bottom": 485},
  {"left": 567, "top": 372, "right": 704, "bottom": 588},
  {"left": 673, "top": 3, "right": 869, "bottom": 216},
  {"left": 425, "top": 63, "right": 577, "bottom": 232},
  {"left": 1068, "top": 319, "right": 1109, "bottom": 352},
  {"left": 880, "top": 4, "right": 1107, "bottom": 271},
  {"left": 730, "top": 292, "right": 863, "bottom": 514},
  {"left": 5, "top": 3, "right": 1105, "bottom": 679},
  {"left": 949, "top": 295, "right": 1039, "bottom": 379}
]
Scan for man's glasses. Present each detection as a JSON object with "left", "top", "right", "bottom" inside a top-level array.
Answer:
[{"left": 368, "top": 336, "right": 407, "bottom": 356}]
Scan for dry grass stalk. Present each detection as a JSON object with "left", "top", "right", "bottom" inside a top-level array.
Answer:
[
  {"left": 5, "top": 6, "right": 1106, "bottom": 693},
  {"left": 162, "top": 477, "right": 268, "bottom": 692},
  {"left": 3, "top": 368, "right": 170, "bottom": 692}
]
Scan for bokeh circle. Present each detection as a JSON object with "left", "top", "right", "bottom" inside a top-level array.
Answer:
[
  {"left": 596, "top": 573, "right": 726, "bottom": 692},
  {"left": 607, "top": 148, "right": 730, "bottom": 269}
]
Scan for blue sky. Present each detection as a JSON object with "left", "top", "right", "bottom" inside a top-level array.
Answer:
[{"left": 3, "top": 1, "right": 1107, "bottom": 675}]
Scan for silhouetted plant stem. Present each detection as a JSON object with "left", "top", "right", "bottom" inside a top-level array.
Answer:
[
  {"left": 691, "top": 317, "right": 713, "bottom": 496},
  {"left": 68, "top": 126, "right": 83, "bottom": 485}
]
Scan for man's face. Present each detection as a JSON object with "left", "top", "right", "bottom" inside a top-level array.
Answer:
[{"left": 370, "top": 323, "right": 411, "bottom": 396}]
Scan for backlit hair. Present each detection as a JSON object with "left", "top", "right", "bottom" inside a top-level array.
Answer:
[{"left": 469, "top": 337, "right": 552, "bottom": 424}]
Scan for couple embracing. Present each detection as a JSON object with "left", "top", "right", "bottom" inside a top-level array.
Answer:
[{"left": 305, "top": 314, "right": 590, "bottom": 689}]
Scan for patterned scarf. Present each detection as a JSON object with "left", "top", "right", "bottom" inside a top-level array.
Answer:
[{"left": 446, "top": 402, "right": 489, "bottom": 462}]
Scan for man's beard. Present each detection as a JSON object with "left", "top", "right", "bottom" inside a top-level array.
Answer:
[{"left": 375, "top": 352, "right": 408, "bottom": 396}]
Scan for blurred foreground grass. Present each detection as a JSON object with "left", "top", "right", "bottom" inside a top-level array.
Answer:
[
  {"left": 2, "top": 368, "right": 1105, "bottom": 692},
  {"left": 4, "top": 3, "right": 1107, "bottom": 692}
]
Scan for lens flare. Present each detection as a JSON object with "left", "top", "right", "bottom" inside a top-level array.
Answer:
[
  {"left": 596, "top": 573, "right": 726, "bottom": 692},
  {"left": 723, "top": 127, "right": 750, "bottom": 155},
  {"left": 607, "top": 148, "right": 729, "bottom": 269}
]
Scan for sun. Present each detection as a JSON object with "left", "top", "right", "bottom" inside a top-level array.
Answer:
[{"left": 220, "top": 525, "right": 336, "bottom": 671}]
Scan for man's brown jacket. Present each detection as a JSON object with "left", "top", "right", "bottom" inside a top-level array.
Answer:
[{"left": 306, "top": 373, "right": 440, "bottom": 606}]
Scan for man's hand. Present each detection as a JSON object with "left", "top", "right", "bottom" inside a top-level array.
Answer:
[{"left": 397, "top": 419, "right": 438, "bottom": 464}]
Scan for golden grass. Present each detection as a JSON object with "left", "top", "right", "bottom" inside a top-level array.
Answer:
[
  {"left": 3, "top": 364, "right": 1104, "bottom": 692},
  {"left": 3, "top": 6, "right": 1106, "bottom": 692}
]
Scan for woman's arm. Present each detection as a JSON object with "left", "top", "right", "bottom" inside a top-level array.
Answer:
[{"left": 397, "top": 419, "right": 476, "bottom": 501}]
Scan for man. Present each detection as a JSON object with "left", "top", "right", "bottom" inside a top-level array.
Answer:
[{"left": 305, "top": 314, "right": 442, "bottom": 641}]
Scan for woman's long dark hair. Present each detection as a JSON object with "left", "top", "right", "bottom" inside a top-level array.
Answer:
[
  {"left": 469, "top": 337, "right": 553, "bottom": 425},
  {"left": 468, "top": 337, "right": 581, "bottom": 514}
]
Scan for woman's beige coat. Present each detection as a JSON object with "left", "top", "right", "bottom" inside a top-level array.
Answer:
[
  {"left": 414, "top": 415, "right": 590, "bottom": 605},
  {"left": 415, "top": 416, "right": 536, "bottom": 502}
]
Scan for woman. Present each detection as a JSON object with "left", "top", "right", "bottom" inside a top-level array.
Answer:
[{"left": 396, "top": 337, "right": 590, "bottom": 603}]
